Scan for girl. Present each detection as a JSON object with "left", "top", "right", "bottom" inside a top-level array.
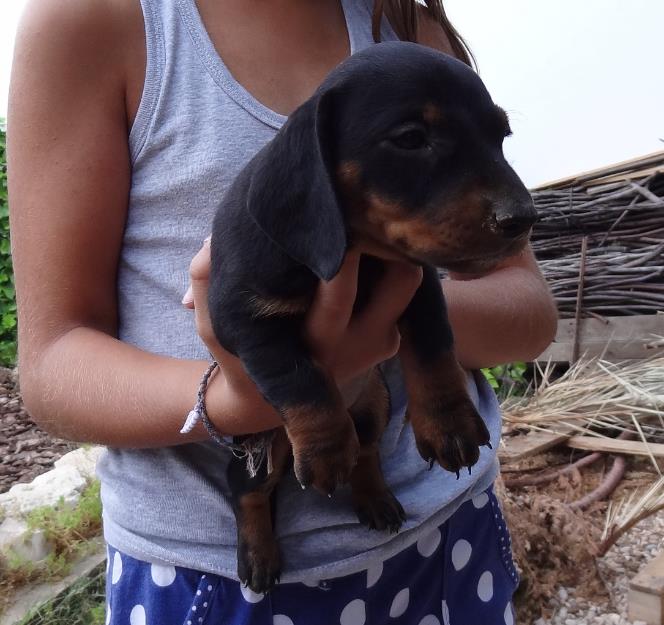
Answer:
[{"left": 8, "top": 1, "right": 557, "bottom": 623}]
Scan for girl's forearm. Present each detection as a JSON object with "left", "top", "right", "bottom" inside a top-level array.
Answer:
[
  {"left": 20, "top": 327, "right": 282, "bottom": 447},
  {"left": 443, "top": 251, "right": 558, "bottom": 369}
]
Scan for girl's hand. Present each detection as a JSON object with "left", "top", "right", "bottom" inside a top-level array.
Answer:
[{"left": 184, "top": 238, "right": 422, "bottom": 432}]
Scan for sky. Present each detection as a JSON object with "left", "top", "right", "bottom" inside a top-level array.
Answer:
[{"left": 1, "top": 0, "right": 663, "bottom": 187}]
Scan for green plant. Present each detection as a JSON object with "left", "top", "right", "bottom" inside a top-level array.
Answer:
[
  {"left": 0, "top": 481, "right": 103, "bottom": 615},
  {"left": 0, "top": 122, "right": 17, "bottom": 366},
  {"left": 17, "top": 564, "right": 106, "bottom": 625},
  {"left": 482, "top": 362, "right": 528, "bottom": 399},
  {"left": 26, "top": 480, "right": 102, "bottom": 560}
]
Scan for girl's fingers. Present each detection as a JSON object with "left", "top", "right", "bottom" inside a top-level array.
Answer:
[
  {"left": 188, "top": 237, "right": 219, "bottom": 349},
  {"left": 352, "top": 261, "right": 423, "bottom": 328},
  {"left": 182, "top": 285, "right": 194, "bottom": 308},
  {"left": 305, "top": 249, "right": 361, "bottom": 358},
  {"left": 183, "top": 236, "right": 211, "bottom": 310}
]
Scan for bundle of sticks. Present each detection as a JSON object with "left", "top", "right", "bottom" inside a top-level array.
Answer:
[{"left": 530, "top": 152, "right": 664, "bottom": 318}]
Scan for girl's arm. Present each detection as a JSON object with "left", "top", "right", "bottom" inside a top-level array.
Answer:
[
  {"left": 444, "top": 248, "right": 558, "bottom": 370},
  {"left": 8, "top": 0, "right": 419, "bottom": 447},
  {"left": 413, "top": 9, "right": 558, "bottom": 368}
]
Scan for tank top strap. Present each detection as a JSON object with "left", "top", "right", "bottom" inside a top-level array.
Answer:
[{"left": 341, "top": 0, "right": 401, "bottom": 52}]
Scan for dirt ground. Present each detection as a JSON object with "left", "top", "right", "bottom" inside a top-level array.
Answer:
[
  {"left": 0, "top": 367, "right": 75, "bottom": 494},
  {"left": 498, "top": 445, "right": 663, "bottom": 623}
]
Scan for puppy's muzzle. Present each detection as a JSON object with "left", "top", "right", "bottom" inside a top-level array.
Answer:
[{"left": 490, "top": 197, "right": 538, "bottom": 240}]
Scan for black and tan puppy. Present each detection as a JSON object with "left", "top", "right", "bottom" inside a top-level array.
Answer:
[{"left": 209, "top": 41, "right": 536, "bottom": 592}]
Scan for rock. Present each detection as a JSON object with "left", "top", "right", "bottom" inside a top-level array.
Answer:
[
  {"left": 0, "top": 516, "right": 53, "bottom": 562},
  {"left": 54, "top": 446, "right": 103, "bottom": 480},
  {"left": 0, "top": 465, "right": 87, "bottom": 516}
]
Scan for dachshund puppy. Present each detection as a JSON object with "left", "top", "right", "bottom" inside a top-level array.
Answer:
[{"left": 208, "top": 41, "right": 537, "bottom": 592}]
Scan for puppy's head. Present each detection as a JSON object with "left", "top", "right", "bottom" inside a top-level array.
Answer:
[{"left": 246, "top": 41, "right": 537, "bottom": 279}]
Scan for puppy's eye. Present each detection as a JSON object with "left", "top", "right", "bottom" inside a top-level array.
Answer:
[{"left": 388, "top": 125, "right": 429, "bottom": 150}]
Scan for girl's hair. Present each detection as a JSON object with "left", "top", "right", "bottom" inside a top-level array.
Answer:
[{"left": 371, "top": 0, "right": 476, "bottom": 68}]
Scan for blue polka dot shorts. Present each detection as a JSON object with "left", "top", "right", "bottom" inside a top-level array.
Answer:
[{"left": 105, "top": 487, "right": 518, "bottom": 625}]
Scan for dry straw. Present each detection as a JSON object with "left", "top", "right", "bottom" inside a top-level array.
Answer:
[{"left": 502, "top": 355, "right": 664, "bottom": 553}]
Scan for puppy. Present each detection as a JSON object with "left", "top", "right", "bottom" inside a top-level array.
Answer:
[{"left": 208, "top": 41, "right": 536, "bottom": 592}]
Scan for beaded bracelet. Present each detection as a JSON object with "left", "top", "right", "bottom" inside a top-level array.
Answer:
[{"left": 180, "top": 360, "right": 273, "bottom": 477}]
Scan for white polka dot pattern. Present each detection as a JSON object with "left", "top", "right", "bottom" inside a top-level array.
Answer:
[
  {"left": 504, "top": 602, "right": 514, "bottom": 625},
  {"left": 105, "top": 605, "right": 111, "bottom": 625},
  {"left": 389, "top": 588, "right": 409, "bottom": 618},
  {"left": 489, "top": 493, "right": 520, "bottom": 586},
  {"left": 129, "top": 604, "right": 146, "bottom": 625},
  {"left": 451, "top": 539, "right": 472, "bottom": 571},
  {"left": 240, "top": 584, "right": 264, "bottom": 603},
  {"left": 416, "top": 528, "right": 441, "bottom": 557},
  {"left": 441, "top": 600, "right": 450, "bottom": 625},
  {"left": 151, "top": 563, "right": 177, "bottom": 587},
  {"left": 419, "top": 616, "right": 441, "bottom": 625},
  {"left": 111, "top": 552, "right": 123, "bottom": 585},
  {"left": 477, "top": 571, "right": 494, "bottom": 602},
  {"left": 472, "top": 492, "right": 489, "bottom": 509},
  {"left": 274, "top": 616, "right": 295, "bottom": 625},
  {"left": 366, "top": 561, "right": 383, "bottom": 588},
  {"left": 340, "top": 598, "right": 366, "bottom": 625}
]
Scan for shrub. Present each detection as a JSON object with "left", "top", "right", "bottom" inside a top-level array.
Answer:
[{"left": 0, "top": 123, "right": 17, "bottom": 366}]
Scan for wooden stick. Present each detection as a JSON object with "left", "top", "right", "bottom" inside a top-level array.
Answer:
[{"left": 566, "top": 436, "right": 664, "bottom": 458}]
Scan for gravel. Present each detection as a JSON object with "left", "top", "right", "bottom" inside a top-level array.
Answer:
[
  {"left": 0, "top": 367, "right": 75, "bottom": 494},
  {"left": 533, "top": 509, "right": 664, "bottom": 625}
]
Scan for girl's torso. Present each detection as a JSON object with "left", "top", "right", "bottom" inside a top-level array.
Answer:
[{"left": 98, "top": 0, "right": 500, "bottom": 582}]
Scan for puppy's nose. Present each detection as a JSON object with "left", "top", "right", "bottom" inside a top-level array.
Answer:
[{"left": 492, "top": 199, "right": 538, "bottom": 238}]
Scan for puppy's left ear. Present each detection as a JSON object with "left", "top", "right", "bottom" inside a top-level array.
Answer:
[{"left": 246, "top": 90, "right": 346, "bottom": 281}]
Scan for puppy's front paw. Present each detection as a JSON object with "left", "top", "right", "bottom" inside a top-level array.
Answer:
[
  {"left": 237, "top": 535, "right": 281, "bottom": 594},
  {"left": 353, "top": 488, "right": 406, "bottom": 534},
  {"left": 409, "top": 394, "right": 490, "bottom": 475},
  {"left": 289, "top": 414, "right": 360, "bottom": 495}
]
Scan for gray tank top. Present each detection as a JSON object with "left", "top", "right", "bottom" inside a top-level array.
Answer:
[{"left": 98, "top": 0, "right": 501, "bottom": 582}]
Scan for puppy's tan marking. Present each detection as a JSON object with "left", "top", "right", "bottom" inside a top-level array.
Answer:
[
  {"left": 337, "top": 160, "right": 362, "bottom": 188},
  {"left": 422, "top": 102, "right": 442, "bottom": 125},
  {"left": 248, "top": 294, "right": 312, "bottom": 319}
]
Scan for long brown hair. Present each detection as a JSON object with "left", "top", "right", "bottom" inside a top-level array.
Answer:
[{"left": 371, "top": 0, "right": 476, "bottom": 68}]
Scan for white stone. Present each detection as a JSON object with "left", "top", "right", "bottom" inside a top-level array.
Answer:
[
  {"left": 0, "top": 516, "right": 52, "bottom": 562},
  {"left": 0, "top": 465, "right": 87, "bottom": 516},
  {"left": 54, "top": 446, "right": 103, "bottom": 479}
]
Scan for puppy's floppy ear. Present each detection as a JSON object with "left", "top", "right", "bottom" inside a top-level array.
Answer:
[{"left": 246, "top": 90, "right": 346, "bottom": 281}]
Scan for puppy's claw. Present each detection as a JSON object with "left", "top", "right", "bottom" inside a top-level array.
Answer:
[
  {"left": 455, "top": 470, "right": 460, "bottom": 480},
  {"left": 486, "top": 441, "right": 493, "bottom": 450},
  {"left": 428, "top": 458, "right": 435, "bottom": 471},
  {"left": 468, "top": 466, "right": 472, "bottom": 476}
]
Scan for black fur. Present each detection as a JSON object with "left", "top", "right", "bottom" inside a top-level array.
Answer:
[{"left": 207, "top": 41, "right": 536, "bottom": 592}]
